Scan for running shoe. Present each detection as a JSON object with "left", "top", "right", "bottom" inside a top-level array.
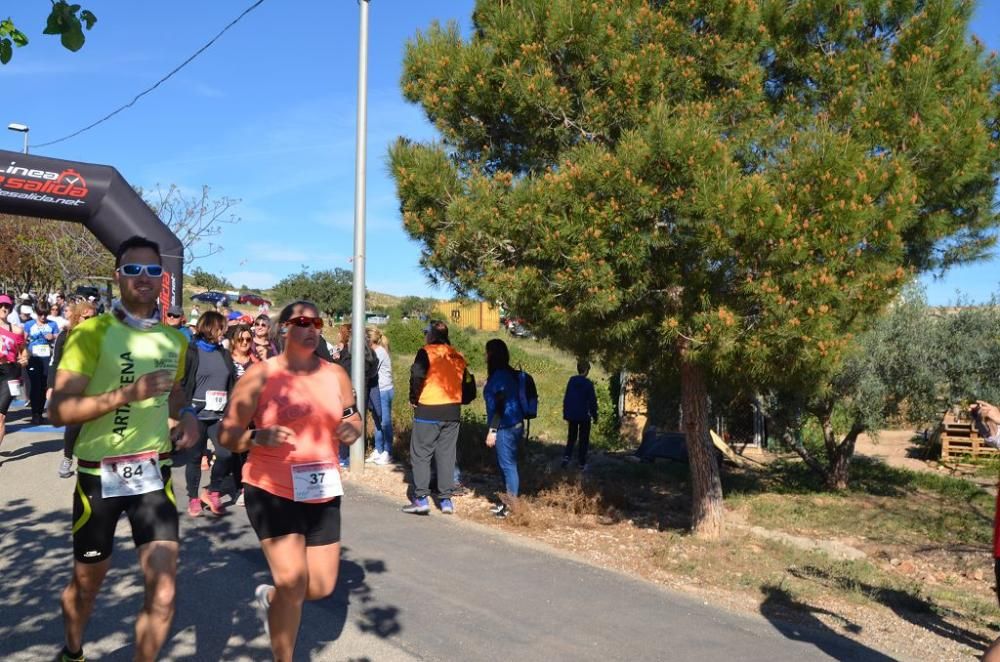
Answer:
[
  {"left": 439, "top": 498, "right": 454, "bottom": 514},
  {"left": 365, "top": 449, "right": 380, "bottom": 463},
  {"left": 374, "top": 451, "right": 392, "bottom": 466},
  {"left": 401, "top": 497, "right": 430, "bottom": 514},
  {"left": 235, "top": 489, "right": 245, "bottom": 507},
  {"left": 57, "top": 456, "right": 75, "bottom": 478},
  {"left": 200, "top": 488, "right": 226, "bottom": 516},
  {"left": 494, "top": 504, "right": 509, "bottom": 519},
  {"left": 254, "top": 583, "right": 273, "bottom": 638},
  {"left": 60, "top": 646, "right": 86, "bottom": 662},
  {"left": 187, "top": 498, "right": 202, "bottom": 517}
]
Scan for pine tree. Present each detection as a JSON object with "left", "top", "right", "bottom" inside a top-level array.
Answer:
[{"left": 390, "top": 0, "right": 1000, "bottom": 537}]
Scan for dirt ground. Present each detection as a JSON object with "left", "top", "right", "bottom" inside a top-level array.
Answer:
[{"left": 345, "top": 438, "right": 1000, "bottom": 662}]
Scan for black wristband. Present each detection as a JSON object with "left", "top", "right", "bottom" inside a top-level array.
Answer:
[{"left": 343, "top": 406, "right": 358, "bottom": 418}]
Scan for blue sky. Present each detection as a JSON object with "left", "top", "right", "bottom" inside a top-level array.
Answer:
[{"left": 1, "top": 1, "right": 996, "bottom": 304}]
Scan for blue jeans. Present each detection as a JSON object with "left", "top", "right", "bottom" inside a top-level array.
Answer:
[
  {"left": 373, "top": 388, "right": 394, "bottom": 454},
  {"left": 495, "top": 424, "right": 523, "bottom": 497}
]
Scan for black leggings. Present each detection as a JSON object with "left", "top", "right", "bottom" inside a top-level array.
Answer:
[
  {"left": 183, "top": 419, "right": 235, "bottom": 498},
  {"left": 27, "top": 356, "right": 48, "bottom": 416},
  {"left": 0, "top": 363, "right": 20, "bottom": 415}
]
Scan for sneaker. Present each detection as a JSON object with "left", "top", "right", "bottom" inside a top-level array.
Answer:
[
  {"left": 440, "top": 498, "right": 454, "bottom": 514},
  {"left": 58, "top": 456, "right": 75, "bottom": 478},
  {"left": 187, "top": 498, "right": 202, "bottom": 517},
  {"left": 235, "top": 489, "right": 245, "bottom": 507},
  {"left": 374, "top": 451, "right": 392, "bottom": 466},
  {"left": 365, "top": 449, "right": 380, "bottom": 463},
  {"left": 200, "top": 488, "right": 226, "bottom": 516},
  {"left": 494, "top": 504, "right": 509, "bottom": 519},
  {"left": 401, "top": 497, "right": 430, "bottom": 515},
  {"left": 560, "top": 457, "right": 569, "bottom": 468},
  {"left": 254, "top": 583, "right": 273, "bottom": 638},
  {"left": 30, "top": 414, "right": 43, "bottom": 425},
  {"left": 60, "top": 646, "right": 86, "bottom": 662}
]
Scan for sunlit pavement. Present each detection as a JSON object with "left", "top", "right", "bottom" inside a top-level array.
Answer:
[{"left": 0, "top": 404, "right": 894, "bottom": 661}]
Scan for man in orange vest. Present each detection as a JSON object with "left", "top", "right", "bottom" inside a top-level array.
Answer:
[{"left": 403, "top": 320, "right": 470, "bottom": 515}]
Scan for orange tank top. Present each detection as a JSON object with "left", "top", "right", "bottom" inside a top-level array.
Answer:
[{"left": 243, "top": 357, "right": 345, "bottom": 500}]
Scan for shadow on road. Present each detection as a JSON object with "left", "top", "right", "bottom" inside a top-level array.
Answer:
[
  {"left": 0, "top": 438, "right": 63, "bottom": 466},
  {"left": 759, "top": 585, "right": 897, "bottom": 661},
  {"left": 787, "top": 565, "right": 993, "bottom": 653},
  {"left": 0, "top": 487, "right": 400, "bottom": 660}
]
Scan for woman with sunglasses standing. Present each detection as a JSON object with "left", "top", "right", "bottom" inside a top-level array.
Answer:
[
  {"left": 180, "top": 311, "right": 237, "bottom": 517},
  {"left": 219, "top": 300, "right": 361, "bottom": 659},
  {"left": 252, "top": 314, "right": 279, "bottom": 361},
  {"left": 0, "top": 294, "right": 28, "bottom": 447}
]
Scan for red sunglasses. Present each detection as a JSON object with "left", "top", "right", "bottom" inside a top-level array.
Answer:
[{"left": 284, "top": 315, "right": 323, "bottom": 329}]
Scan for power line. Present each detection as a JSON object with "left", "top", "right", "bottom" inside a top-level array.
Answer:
[{"left": 35, "top": 0, "right": 267, "bottom": 149}]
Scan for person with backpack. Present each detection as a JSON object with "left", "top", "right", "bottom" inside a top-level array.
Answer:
[
  {"left": 483, "top": 338, "right": 526, "bottom": 519},
  {"left": 562, "top": 359, "right": 599, "bottom": 471}
]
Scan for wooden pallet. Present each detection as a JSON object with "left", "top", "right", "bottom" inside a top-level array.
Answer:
[{"left": 940, "top": 412, "right": 998, "bottom": 461}]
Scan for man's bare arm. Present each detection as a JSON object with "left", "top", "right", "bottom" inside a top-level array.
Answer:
[{"left": 49, "top": 368, "right": 174, "bottom": 427}]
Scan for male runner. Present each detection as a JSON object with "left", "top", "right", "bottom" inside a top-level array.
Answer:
[{"left": 49, "top": 236, "right": 199, "bottom": 662}]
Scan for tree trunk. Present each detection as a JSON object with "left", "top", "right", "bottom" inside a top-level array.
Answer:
[
  {"left": 821, "top": 418, "right": 863, "bottom": 491},
  {"left": 679, "top": 349, "right": 725, "bottom": 538}
]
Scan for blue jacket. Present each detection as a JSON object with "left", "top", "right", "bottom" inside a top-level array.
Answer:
[
  {"left": 563, "top": 375, "right": 598, "bottom": 422},
  {"left": 484, "top": 368, "right": 524, "bottom": 429}
]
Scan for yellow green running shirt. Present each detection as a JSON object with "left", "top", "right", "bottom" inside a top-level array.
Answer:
[{"left": 57, "top": 314, "right": 188, "bottom": 475}]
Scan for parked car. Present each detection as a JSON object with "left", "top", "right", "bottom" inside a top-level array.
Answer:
[
  {"left": 509, "top": 322, "right": 534, "bottom": 339},
  {"left": 191, "top": 291, "right": 230, "bottom": 306},
  {"left": 74, "top": 285, "right": 101, "bottom": 301},
  {"left": 238, "top": 293, "right": 272, "bottom": 307}
]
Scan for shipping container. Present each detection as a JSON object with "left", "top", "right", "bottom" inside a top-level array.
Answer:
[{"left": 434, "top": 300, "right": 501, "bottom": 331}]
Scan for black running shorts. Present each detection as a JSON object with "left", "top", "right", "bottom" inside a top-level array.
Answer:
[
  {"left": 72, "top": 466, "right": 179, "bottom": 563},
  {"left": 244, "top": 484, "right": 341, "bottom": 546},
  {"left": 0, "top": 363, "right": 20, "bottom": 415}
]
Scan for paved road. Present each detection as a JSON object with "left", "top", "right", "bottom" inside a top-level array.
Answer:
[{"left": 0, "top": 413, "right": 897, "bottom": 661}]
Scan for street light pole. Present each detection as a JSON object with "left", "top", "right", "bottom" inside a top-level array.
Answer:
[
  {"left": 349, "top": 0, "right": 371, "bottom": 472},
  {"left": 7, "top": 123, "right": 29, "bottom": 154}
]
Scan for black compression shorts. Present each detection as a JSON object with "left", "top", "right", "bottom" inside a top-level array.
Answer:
[
  {"left": 244, "top": 484, "right": 341, "bottom": 546},
  {"left": 72, "top": 466, "right": 179, "bottom": 563},
  {"left": 0, "top": 363, "right": 20, "bottom": 415}
]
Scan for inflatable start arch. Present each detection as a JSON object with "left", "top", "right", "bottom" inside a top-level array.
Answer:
[{"left": 0, "top": 149, "right": 184, "bottom": 309}]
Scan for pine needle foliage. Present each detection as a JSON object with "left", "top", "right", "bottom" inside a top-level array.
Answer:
[{"left": 390, "top": 0, "right": 1000, "bottom": 528}]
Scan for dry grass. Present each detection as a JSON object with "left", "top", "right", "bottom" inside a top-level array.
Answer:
[{"left": 351, "top": 447, "right": 1000, "bottom": 659}]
